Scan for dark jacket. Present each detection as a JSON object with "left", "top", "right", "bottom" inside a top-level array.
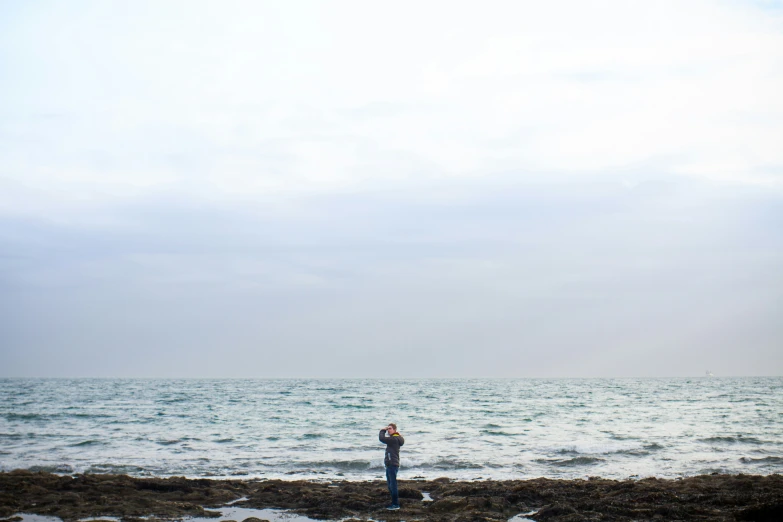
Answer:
[{"left": 379, "top": 429, "right": 405, "bottom": 467}]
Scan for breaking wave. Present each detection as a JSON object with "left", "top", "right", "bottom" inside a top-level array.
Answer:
[{"left": 535, "top": 457, "right": 605, "bottom": 467}]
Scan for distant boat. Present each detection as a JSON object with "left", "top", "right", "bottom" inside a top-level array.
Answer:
[{"left": 706, "top": 370, "right": 714, "bottom": 377}]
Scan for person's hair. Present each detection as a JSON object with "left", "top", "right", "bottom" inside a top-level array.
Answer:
[{"left": 388, "top": 423, "right": 397, "bottom": 430}]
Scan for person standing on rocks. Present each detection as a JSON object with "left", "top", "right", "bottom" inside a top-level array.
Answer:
[{"left": 379, "top": 423, "right": 404, "bottom": 510}]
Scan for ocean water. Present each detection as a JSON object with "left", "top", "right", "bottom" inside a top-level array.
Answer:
[{"left": 1, "top": 378, "right": 781, "bottom": 481}]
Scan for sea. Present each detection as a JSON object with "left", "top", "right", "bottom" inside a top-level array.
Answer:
[{"left": 1, "top": 378, "right": 781, "bottom": 481}]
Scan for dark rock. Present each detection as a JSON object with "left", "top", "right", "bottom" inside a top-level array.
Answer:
[
  {"left": 736, "top": 502, "right": 783, "bottom": 522},
  {"left": 429, "top": 496, "right": 469, "bottom": 512},
  {"left": 399, "top": 487, "right": 423, "bottom": 499},
  {"left": 1, "top": 471, "right": 782, "bottom": 521},
  {"left": 536, "top": 502, "right": 577, "bottom": 519}
]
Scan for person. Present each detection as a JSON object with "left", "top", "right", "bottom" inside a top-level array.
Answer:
[{"left": 379, "top": 423, "right": 404, "bottom": 510}]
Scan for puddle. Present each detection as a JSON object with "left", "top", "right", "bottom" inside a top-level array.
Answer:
[
  {"left": 508, "top": 510, "right": 538, "bottom": 521},
  {"left": 13, "top": 516, "right": 61, "bottom": 522},
  {"left": 421, "top": 492, "right": 433, "bottom": 502},
  {"left": 191, "top": 507, "right": 325, "bottom": 522}
]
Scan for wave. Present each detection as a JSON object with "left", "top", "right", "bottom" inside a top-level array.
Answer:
[
  {"left": 535, "top": 457, "right": 605, "bottom": 467},
  {"left": 4, "top": 413, "right": 49, "bottom": 421},
  {"left": 606, "top": 443, "right": 664, "bottom": 456},
  {"left": 552, "top": 443, "right": 649, "bottom": 455},
  {"left": 85, "top": 463, "right": 148, "bottom": 474},
  {"left": 27, "top": 464, "right": 75, "bottom": 473},
  {"left": 160, "top": 436, "right": 201, "bottom": 445},
  {"left": 407, "top": 459, "right": 485, "bottom": 470},
  {"left": 700, "top": 436, "right": 765, "bottom": 445},
  {"left": 73, "top": 411, "right": 115, "bottom": 418},
  {"left": 70, "top": 440, "right": 104, "bottom": 447},
  {"left": 613, "top": 443, "right": 665, "bottom": 455},
  {"left": 156, "top": 397, "right": 188, "bottom": 404},
  {"left": 480, "top": 430, "right": 517, "bottom": 436},
  {"left": 33, "top": 412, "right": 115, "bottom": 419},
  {"left": 296, "top": 459, "right": 378, "bottom": 471},
  {"left": 740, "top": 456, "right": 783, "bottom": 464},
  {"left": 607, "top": 434, "right": 640, "bottom": 441}
]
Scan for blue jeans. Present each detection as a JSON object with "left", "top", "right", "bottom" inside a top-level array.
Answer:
[{"left": 385, "top": 465, "right": 399, "bottom": 505}]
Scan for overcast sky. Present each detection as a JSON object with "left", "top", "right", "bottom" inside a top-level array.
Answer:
[{"left": 1, "top": 0, "right": 781, "bottom": 378}]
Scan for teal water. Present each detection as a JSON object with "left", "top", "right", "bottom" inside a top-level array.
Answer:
[{"left": 1, "top": 378, "right": 781, "bottom": 480}]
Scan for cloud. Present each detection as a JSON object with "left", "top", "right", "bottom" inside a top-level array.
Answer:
[
  {"left": 0, "top": 1, "right": 781, "bottom": 376},
  {"left": 1, "top": 175, "right": 781, "bottom": 376},
  {"left": 2, "top": 0, "right": 782, "bottom": 211}
]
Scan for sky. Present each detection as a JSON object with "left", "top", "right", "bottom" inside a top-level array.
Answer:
[{"left": 0, "top": 0, "right": 781, "bottom": 378}]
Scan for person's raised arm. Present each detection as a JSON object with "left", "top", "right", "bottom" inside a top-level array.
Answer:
[{"left": 379, "top": 428, "right": 389, "bottom": 444}]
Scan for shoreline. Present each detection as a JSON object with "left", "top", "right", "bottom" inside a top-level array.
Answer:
[{"left": 2, "top": 471, "right": 782, "bottom": 521}]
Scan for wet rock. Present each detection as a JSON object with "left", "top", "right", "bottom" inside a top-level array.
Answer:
[
  {"left": 429, "top": 496, "right": 469, "bottom": 512},
  {"left": 2, "top": 471, "right": 783, "bottom": 521},
  {"left": 240, "top": 518, "right": 270, "bottom": 522},
  {"left": 398, "top": 487, "right": 423, "bottom": 499},
  {"left": 536, "top": 503, "right": 577, "bottom": 519},
  {"left": 736, "top": 502, "right": 783, "bottom": 522}
]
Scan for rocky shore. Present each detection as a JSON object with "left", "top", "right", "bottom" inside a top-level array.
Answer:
[{"left": 1, "top": 470, "right": 782, "bottom": 522}]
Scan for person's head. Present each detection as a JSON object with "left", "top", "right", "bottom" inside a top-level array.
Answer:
[{"left": 387, "top": 423, "right": 397, "bottom": 434}]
